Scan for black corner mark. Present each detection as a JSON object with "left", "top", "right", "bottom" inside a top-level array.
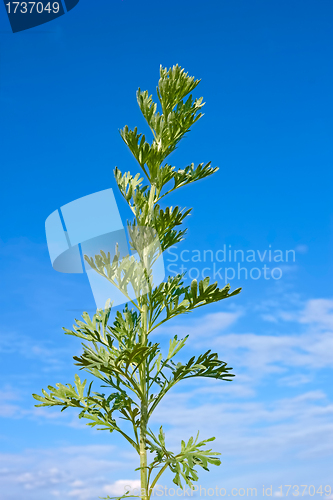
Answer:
[{"left": 3, "top": 0, "right": 80, "bottom": 33}]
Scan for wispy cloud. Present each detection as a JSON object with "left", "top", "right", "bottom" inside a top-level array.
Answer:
[
  {"left": 212, "top": 330, "right": 333, "bottom": 373},
  {"left": 298, "top": 298, "right": 333, "bottom": 329},
  {"left": 151, "top": 389, "right": 333, "bottom": 463},
  {"left": 1, "top": 258, "right": 332, "bottom": 498},
  {"left": 156, "top": 310, "right": 243, "bottom": 339},
  {"left": 0, "top": 445, "right": 137, "bottom": 500}
]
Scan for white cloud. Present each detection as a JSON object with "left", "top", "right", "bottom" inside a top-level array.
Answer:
[
  {"left": 156, "top": 310, "right": 242, "bottom": 339},
  {"left": 259, "top": 296, "right": 333, "bottom": 331},
  {"left": 0, "top": 445, "right": 138, "bottom": 500},
  {"left": 278, "top": 373, "right": 312, "bottom": 387},
  {"left": 150, "top": 389, "right": 333, "bottom": 463},
  {"left": 0, "top": 330, "right": 72, "bottom": 374},
  {"left": 0, "top": 388, "right": 26, "bottom": 418},
  {"left": 167, "top": 298, "right": 333, "bottom": 376},
  {"left": 212, "top": 330, "right": 333, "bottom": 373},
  {"left": 103, "top": 479, "right": 141, "bottom": 496},
  {"left": 298, "top": 298, "right": 333, "bottom": 329}
]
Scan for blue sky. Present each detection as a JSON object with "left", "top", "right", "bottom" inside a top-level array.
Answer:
[{"left": 0, "top": 1, "right": 333, "bottom": 499}]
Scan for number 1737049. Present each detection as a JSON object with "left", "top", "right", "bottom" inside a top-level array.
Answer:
[
  {"left": 277, "top": 485, "right": 331, "bottom": 497},
  {"left": 5, "top": 2, "right": 60, "bottom": 14}
]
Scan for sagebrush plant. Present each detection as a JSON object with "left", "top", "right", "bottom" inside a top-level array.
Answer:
[{"left": 33, "top": 65, "right": 241, "bottom": 500}]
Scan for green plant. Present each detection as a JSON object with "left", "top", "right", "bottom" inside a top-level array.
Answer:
[{"left": 33, "top": 65, "right": 241, "bottom": 500}]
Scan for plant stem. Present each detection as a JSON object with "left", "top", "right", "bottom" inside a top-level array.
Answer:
[
  {"left": 140, "top": 303, "right": 148, "bottom": 500},
  {"left": 148, "top": 464, "right": 168, "bottom": 499}
]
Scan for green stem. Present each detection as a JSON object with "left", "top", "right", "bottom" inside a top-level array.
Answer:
[
  {"left": 140, "top": 304, "right": 148, "bottom": 500},
  {"left": 148, "top": 464, "right": 168, "bottom": 499}
]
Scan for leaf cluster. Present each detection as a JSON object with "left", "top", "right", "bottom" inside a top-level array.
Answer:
[
  {"left": 144, "top": 427, "right": 221, "bottom": 489},
  {"left": 33, "top": 65, "right": 242, "bottom": 496},
  {"left": 149, "top": 275, "right": 241, "bottom": 330}
]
